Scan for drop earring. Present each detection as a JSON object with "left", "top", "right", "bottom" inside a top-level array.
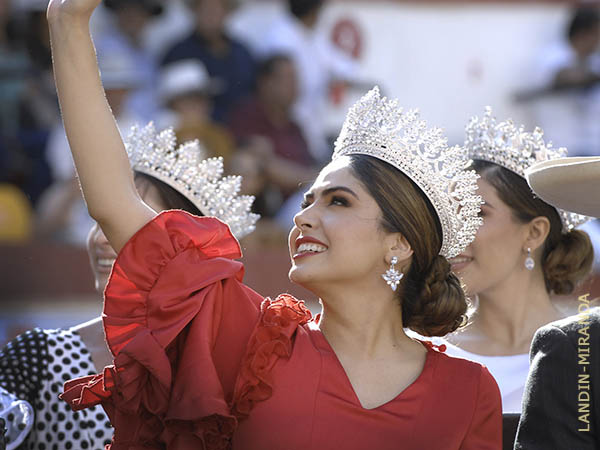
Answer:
[
  {"left": 382, "top": 256, "right": 404, "bottom": 291},
  {"left": 525, "top": 248, "right": 535, "bottom": 271}
]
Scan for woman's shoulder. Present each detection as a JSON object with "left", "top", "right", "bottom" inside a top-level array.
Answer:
[
  {"left": 420, "top": 340, "right": 499, "bottom": 397},
  {"left": 541, "top": 306, "right": 600, "bottom": 336},
  {"left": 422, "top": 340, "right": 484, "bottom": 372}
]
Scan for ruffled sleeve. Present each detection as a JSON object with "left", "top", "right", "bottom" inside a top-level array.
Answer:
[{"left": 60, "top": 211, "right": 269, "bottom": 449}]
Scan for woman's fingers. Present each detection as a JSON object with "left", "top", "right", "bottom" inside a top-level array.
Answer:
[{"left": 47, "top": 0, "right": 102, "bottom": 23}]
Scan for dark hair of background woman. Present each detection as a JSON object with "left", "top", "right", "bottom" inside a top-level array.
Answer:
[{"left": 134, "top": 172, "right": 203, "bottom": 216}]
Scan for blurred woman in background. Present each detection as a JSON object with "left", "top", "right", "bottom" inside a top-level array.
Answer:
[{"left": 433, "top": 108, "right": 594, "bottom": 413}]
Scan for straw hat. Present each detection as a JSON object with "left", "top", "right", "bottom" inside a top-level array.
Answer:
[{"left": 525, "top": 156, "right": 600, "bottom": 218}]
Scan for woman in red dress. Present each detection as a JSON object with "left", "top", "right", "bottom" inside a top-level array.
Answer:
[{"left": 47, "top": 0, "right": 502, "bottom": 448}]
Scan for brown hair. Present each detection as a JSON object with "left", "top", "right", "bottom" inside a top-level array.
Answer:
[
  {"left": 472, "top": 160, "right": 594, "bottom": 295},
  {"left": 134, "top": 172, "right": 203, "bottom": 216},
  {"left": 348, "top": 155, "right": 468, "bottom": 337}
]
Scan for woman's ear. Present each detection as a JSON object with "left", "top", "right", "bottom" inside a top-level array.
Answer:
[
  {"left": 386, "top": 232, "right": 413, "bottom": 264},
  {"left": 525, "top": 216, "right": 551, "bottom": 253}
]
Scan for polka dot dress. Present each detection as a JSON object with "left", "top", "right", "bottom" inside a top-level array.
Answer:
[
  {"left": 1, "top": 385, "right": 34, "bottom": 449},
  {"left": 0, "top": 328, "right": 113, "bottom": 450}
]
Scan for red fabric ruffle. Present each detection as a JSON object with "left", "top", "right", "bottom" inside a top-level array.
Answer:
[
  {"left": 61, "top": 365, "right": 119, "bottom": 411},
  {"left": 231, "top": 294, "right": 312, "bottom": 418}
]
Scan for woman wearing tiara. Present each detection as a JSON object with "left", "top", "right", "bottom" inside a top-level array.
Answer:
[
  {"left": 433, "top": 108, "right": 594, "bottom": 413},
  {"left": 0, "top": 124, "right": 258, "bottom": 449},
  {"left": 47, "top": 0, "right": 501, "bottom": 448}
]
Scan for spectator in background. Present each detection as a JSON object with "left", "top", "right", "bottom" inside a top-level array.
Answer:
[
  {"left": 528, "top": 6, "right": 600, "bottom": 158},
  {"left": 0, "top": 1, "right": 56, "bottom": 206},
  {"left": 548, "top": 7, "right": 600, "bottom": 90},
  {"left": 259, "top": 0, "right": 358, "bottom": 163},
  {"left": 21, "top": 4, "right": 59, "bottom": 133},
  {"left": 97, "top": 0, "right": 164, "bottom": 122},
  {"left": 162, "top": 0, "right": 256, "bottom": 123},
  {"left": 157, "top": 59, "right": 234, "bottom": 165},
  {"left": 229, "top": 54, "right": 318, "bottom": 218},
  {"left": 39, "top": 52, "right": 143, "bottom": 245},
  {"left": 0, "top": 0, "right": 32, "bottom": 192}
]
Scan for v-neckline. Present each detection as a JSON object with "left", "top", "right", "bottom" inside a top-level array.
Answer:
[{"left": 308, "top": 321, "right": 436, "bottom": 411}]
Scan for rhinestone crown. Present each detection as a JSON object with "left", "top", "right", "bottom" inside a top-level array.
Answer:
[
  {"left": 125, "top": 122, "right": 260, "bottom": 238},
  {"left": 465, "top": 107, "right": 591, "bottom": 232},
  {"left": 332, "top": 87, "right": 483, "bottom": 259}
]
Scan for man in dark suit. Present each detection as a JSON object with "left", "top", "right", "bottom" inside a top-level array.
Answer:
[
  {"left": 514, "top": 156, "right": 600, "bottom": 449},
  {"left": 514, "top": 307, "right": 599, "bottom": 448}
]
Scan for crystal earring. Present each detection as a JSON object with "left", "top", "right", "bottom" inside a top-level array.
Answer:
[
  {"left": 382, "top": 256, "right": 404, "bottom": 291},
  {"left": 525, "top": 248, "right": 535, "bottom": 271}
]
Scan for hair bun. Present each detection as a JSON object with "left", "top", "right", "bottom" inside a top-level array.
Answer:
[
  {"left": 403, "top": 255, "right": 468, "bottom": 337},
  {"left": 543, "top": 229, "right": 594, "bottom": 295}
]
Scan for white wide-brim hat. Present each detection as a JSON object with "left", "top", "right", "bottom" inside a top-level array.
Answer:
[
  {"left": 525, "top": 156, "right": 600, "bottom": 218},
  {"left": 158, "top": 59, "right": 223, "bottom": 105}
]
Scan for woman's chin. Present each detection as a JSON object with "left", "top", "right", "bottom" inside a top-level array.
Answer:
[
  {"left": 288, "top": 267, "right": 305, "bottom": 285},
  {"left": 289, "top": 267, "right": 320, "bottom": 290}
]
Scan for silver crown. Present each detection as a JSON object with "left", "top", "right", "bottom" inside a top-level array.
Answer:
[
  {"left": 465, "top": 107, "right": 591, "bottom": 232},
  {"left": 125, "top": 122, "right": 260, "bottom": 238},
  {"left": 332, "top": 87, "right": 483, "bottom": 259}
]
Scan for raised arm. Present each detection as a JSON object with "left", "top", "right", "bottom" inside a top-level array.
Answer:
[{"left": 47, "top": 0, "right": 155, "bottom": 252}]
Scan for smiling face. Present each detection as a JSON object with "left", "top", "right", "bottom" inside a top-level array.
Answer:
[
  {"left": 449, "top": 177, "right": 531, "bottom": 296},
  {"left": 87, "top": 175, "right": 169, "bottom": 293},
  {"left": 288, "top": 157, "right": 395, "bottom": 293}
]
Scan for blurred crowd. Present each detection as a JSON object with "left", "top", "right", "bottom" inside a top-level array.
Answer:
[
  {"left": 2, "top": 0, "right": 600, "bottom": 250},
  {"left": 0, "top": 0, "right": 360, "bottom": 247}
]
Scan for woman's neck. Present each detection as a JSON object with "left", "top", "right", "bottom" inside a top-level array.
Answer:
[
  {"left": 459, "top": 270, "right": 563, "bottom": 355},
  {"left": 318, "top": 285, "right": 413, "bottom": 359}
]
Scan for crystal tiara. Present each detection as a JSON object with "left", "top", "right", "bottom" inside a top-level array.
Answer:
[
  {"left": 464, "top": 107, "right": 591, "bottom": 232},
  {"left": 125, "top": 122, "right": 260, "bottom": 238},
  {"left": 332, "top": 87, "right": 483, "bottom": 259}
]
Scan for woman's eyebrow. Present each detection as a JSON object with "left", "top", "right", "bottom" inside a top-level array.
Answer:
[{"left": 304, "top": 186, "right": 359, "bottom": 201}]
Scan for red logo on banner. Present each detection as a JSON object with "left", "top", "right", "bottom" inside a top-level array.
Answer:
[{"left": 331, "top": 18, "right": 362, "bottom": 59}]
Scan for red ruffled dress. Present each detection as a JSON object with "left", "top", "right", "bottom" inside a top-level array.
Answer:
[{"left": 61, "top": 211, "right": 502, "bottom": 450}]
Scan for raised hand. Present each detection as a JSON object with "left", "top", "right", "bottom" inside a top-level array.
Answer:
[{"left": 47, "top": 0, "right": 102, "bottom": 23}]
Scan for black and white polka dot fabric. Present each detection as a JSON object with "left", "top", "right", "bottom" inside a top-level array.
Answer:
[
  {"left": 0, "top": 385, "right": 33, "bottom": 450},
  {"left": 0, "top": 328, "right": 113, "bottom": 450}
]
